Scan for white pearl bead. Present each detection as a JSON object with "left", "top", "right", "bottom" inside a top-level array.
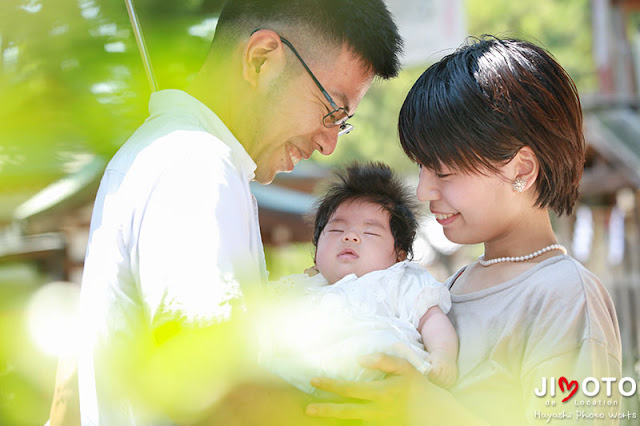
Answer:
[{"left": 478, "top": 244, "right": 567, "bottom": 267}]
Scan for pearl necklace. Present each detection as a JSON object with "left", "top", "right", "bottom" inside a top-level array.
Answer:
[{"left": 478, "top": 244, "right": 567, "bottom": 267}]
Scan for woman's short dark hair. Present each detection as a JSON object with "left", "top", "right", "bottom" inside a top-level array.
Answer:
[
  {"left": 213, "top": 0, "right": 403, "bottom": 79},
  {"left": 312, "top": 162, "right": 421, "bottom": 259},
  {"left": 398, "top": 36, "right": 585, "bottom": 216}
]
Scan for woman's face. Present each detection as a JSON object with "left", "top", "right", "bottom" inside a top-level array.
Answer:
[
  {"left": 416, "top": 164, "right": 523, "bottom": 246},
  {"left": 315, "top": 199, "right": 401, "bottom": 284}
]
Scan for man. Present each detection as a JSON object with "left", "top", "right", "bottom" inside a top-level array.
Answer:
[{"left": 59, "top": 0, "right": 402, "bottom": 424}]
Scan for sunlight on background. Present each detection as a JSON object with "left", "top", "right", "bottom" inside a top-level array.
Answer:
[{"left": 26, "top": 282, "right": 80, "bottom": 358}]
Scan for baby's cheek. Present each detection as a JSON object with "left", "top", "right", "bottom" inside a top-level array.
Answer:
[
  {"left": 314, "top": 250, "right": 335, "bottom": 282},
  {"left": 314, "top": 240, "right": 329, "bottom": 267}
]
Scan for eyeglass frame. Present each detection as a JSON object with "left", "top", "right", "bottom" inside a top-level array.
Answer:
[{"left": 251, "top": 30, "right": 354, "bottom": 136}]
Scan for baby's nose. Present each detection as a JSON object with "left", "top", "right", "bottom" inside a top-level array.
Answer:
[{"left": 342, "top": 231, "right": 360, "bottom": 243}]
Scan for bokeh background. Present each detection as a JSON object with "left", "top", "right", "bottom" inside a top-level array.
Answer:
[{"left": 1, "top": 0, "right": 639, "bottom": 423}]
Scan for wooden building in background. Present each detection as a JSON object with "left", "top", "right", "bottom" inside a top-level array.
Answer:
[
  {"left": 0, "top": 159, "right": 326, "bottom": 284},
  {"left": 577, "top": 0, "right": 640, "bottom": 413}
]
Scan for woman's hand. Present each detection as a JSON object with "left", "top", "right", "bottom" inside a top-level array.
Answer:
[
  {"left": 305, "top": 353, "right": 484, "bottom": 426},
  {"left": 427, "top": 351, "right": 458, "bottom": 389},
  {"left": 305, "top": 353, "right": 431, "bottom": 425}
]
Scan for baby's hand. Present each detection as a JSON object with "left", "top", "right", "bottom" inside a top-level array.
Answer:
[{"left": 427, "top": 352, "right": 457, "bottom": 389}]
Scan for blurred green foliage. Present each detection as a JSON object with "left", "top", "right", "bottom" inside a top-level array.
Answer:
[
  {"left": 466, "top": 0, "right": 596, "bottom": 91},
  {"left": 0, "top": 0, "right": 225, "bottom": 224},
  {"left": 0, "top": 264, "right": 56, "bottom": 425},
  {"left": 265, "top": 242, "right": 316, "bottom": 280}
]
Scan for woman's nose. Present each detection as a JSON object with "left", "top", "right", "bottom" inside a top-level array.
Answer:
[
  {"left": 416, "top": 168, "right": 440, "bottom": 202},
  {"left": 342, "top": 231, "right": 360, "bottom": 243}
]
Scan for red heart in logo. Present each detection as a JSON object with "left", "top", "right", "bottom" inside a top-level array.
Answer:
[{"left": 558, "top": 376, "right": 578, "bottom": 402}]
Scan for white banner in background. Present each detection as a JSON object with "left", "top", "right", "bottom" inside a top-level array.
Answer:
[{"left": 386, "top": 0, "right": 467, "bottom": 67}]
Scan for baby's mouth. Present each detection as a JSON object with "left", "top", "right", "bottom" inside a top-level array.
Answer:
[{"left": 338, "top": 248, "right": 359, "bottom": 259}]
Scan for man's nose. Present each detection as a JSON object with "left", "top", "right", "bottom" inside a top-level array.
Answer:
[{"left": 315, "top": 127, "right": 339, "bottom": 156}]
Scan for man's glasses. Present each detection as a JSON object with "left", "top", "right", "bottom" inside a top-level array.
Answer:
[{"left": 278, "top": 37, "right": 354, "bottom": 136}]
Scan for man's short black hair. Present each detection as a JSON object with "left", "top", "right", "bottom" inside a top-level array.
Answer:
[
  {"left": 312, "top": 162, "right": 421, "bottom": 259},
  {"left": 213, "top": 0, "right": 403, "bottom": 79}
]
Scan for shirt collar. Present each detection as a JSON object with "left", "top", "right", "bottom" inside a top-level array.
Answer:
[{"left": 149, "top": 89, "right": 257, "bottom": 181}]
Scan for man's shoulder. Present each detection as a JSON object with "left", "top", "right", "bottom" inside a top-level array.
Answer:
[
  {"left": 109, "top": 122, "right": 236, "bottom": 176},
  {"left": 153, "top": 128, "right": 233, "bottom": 159}
]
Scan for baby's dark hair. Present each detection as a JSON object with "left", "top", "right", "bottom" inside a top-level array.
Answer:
[
  {"left": 312, "top": 162, "right": 421, "bottom": 259},
  {"left": 399, "top": 36, "right": 585, "bottom": 216}
]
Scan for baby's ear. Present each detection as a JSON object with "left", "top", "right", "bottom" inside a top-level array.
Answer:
[{"left": 397, "top": 250, "right": 407, "bottom": 262}]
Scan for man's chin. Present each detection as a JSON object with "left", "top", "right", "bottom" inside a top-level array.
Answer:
[
  {"left": 253, "top": 169, "right": 276, "bottom": 185},
  {"left": 254, "top": 167, "right": 294, "bottom": 185},
  {"left": 254, "top": 176, "right": 274, "bottom": 185}
]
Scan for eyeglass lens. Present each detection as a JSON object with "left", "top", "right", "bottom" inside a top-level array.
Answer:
[{"left": 338, "top": 123, "right": 354, "bottom": 136}]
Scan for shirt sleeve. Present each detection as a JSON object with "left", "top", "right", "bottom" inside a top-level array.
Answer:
[
  {"left": 134, "top": 134, "right": 258, "bottom": 332},
  {"left": 519, "top": 263, "right": 622, "bottom": 425}
]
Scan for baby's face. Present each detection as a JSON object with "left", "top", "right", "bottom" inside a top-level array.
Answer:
[{"left": 315, "top": 199, "right": 401, "bottom": 284}]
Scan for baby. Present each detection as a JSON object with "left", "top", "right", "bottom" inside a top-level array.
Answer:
[{"left": 262, "top": 162, "right": 458, "bottom": 393}]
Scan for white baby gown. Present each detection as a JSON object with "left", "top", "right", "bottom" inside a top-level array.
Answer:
[{"left": 260, "top": 261, "right": 451, "bottom": 394}]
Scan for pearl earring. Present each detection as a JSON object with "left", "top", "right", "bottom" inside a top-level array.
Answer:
[{"left": 513, "top": 177, "right": 526, "bottom": 192}]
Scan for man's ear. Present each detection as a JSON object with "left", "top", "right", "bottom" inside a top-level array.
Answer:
[
  {"left": 510, "top": 146, "right": 539, "bottom": 192},
  {"left": 242, "top": 29, "right": 287, "bottom": 89}
]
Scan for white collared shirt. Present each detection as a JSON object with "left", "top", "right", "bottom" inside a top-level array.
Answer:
[{"left": 78, "top": 89, "right": 267, "bottom": 424}]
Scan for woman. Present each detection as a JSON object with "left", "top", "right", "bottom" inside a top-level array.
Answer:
[{"left": 305, "top": 36, "right": 622, "bottom": 426}]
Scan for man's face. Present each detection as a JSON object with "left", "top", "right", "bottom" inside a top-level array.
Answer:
[
  {"left": 315, "top": 199, "right": 400, "bottom": 284},
  {"left": 249, "top": 44, "right": 374, "bottom": 184}
]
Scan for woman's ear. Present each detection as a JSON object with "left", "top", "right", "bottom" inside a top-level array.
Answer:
[
  {"left": 242, "top": 29, "right": 287, "bottom": 89},
  {"left": 511, "top": 146, "right": 539, "bottom": 192}
]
